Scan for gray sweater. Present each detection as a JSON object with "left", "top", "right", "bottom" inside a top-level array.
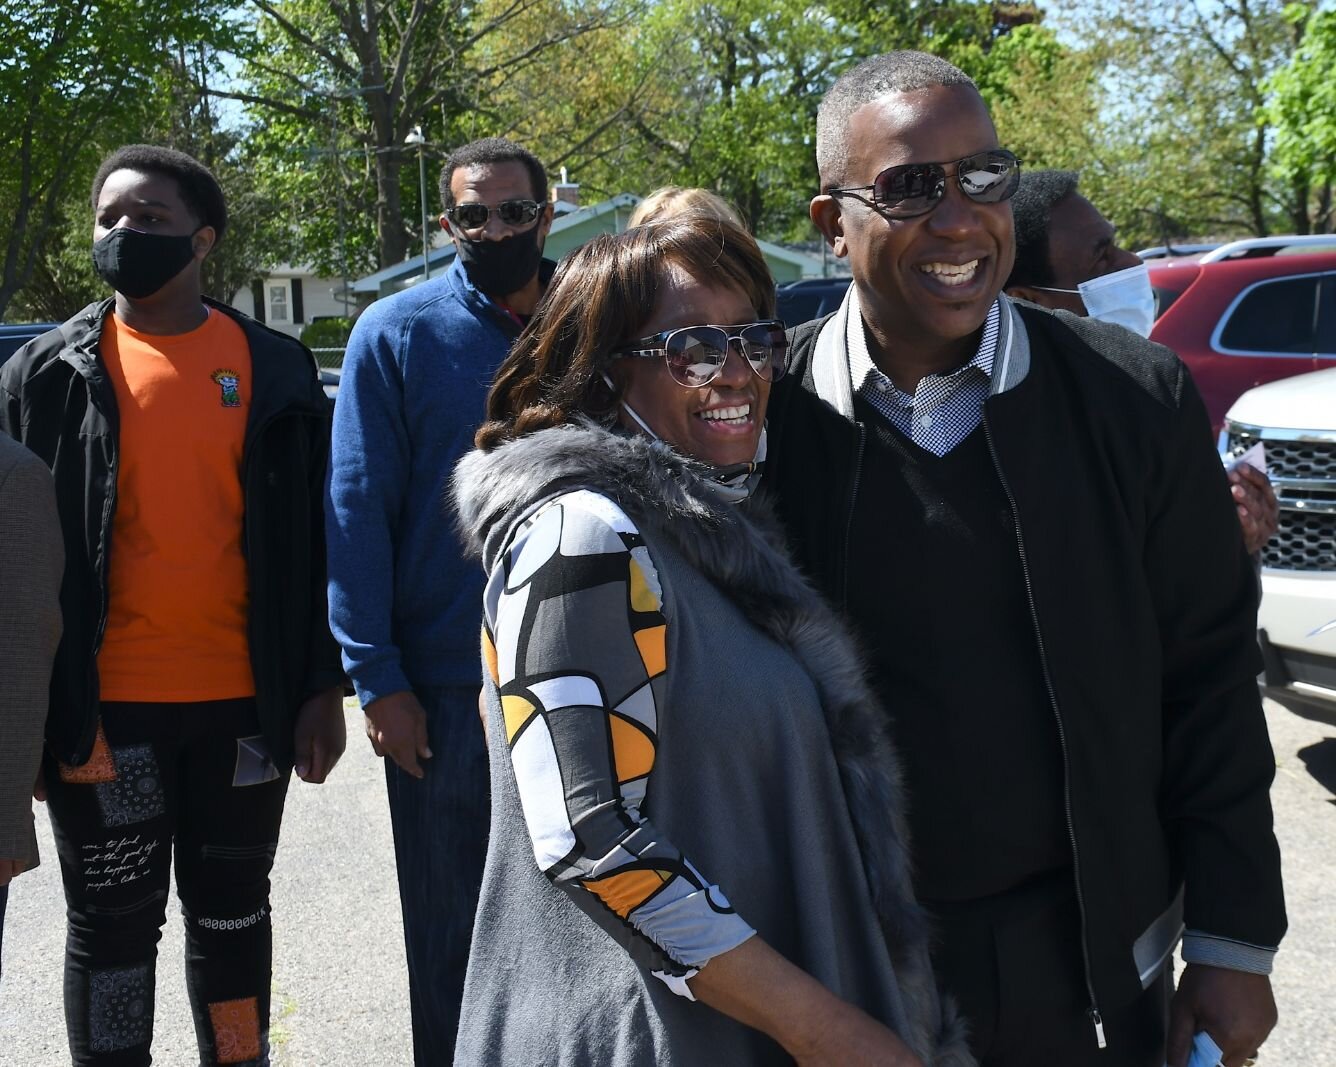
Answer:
[{"left": 0, "top": 433, "right": 62, "bottom": 867}]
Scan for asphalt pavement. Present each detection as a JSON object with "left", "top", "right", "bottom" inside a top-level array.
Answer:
[
  {"left": 0, "top": 700, "right": 411, "bottom": 1066},
  {"left": 2, "top": 697, "right": 1334, "bottom": 1065}
]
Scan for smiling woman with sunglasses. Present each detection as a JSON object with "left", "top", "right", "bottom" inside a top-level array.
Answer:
[{"left": 448, "top": 216, "right": 970, "bottom": 1067}]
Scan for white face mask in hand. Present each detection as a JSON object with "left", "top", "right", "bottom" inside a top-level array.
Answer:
[{"left": 1036, "top": 262, "right": 1157, "bottom": 338}]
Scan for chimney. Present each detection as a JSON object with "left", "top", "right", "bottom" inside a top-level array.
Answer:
[{"left": 551, "top": 166, "right": 580, "bottom": 213}]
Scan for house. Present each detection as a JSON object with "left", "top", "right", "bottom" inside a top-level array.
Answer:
[
  {"left": 230, "top": 266, "right": 355, "bottom": 337},
  {"left": 351, "top": 192, "right": 828, "bottom": 302}
]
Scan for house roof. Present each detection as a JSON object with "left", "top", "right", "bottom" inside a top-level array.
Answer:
[{"left": 351, "top": 192, "right": 825, "bottom": 293}]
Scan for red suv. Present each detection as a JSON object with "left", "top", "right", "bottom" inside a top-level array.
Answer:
[{"left": 1147, "top": 235, "right": 1336, "bottom": 433}]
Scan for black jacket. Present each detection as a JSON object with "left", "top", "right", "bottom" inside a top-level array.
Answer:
[
  {"left": 0, "top": 298, "right": 344, "bottom": 770},
  {"left": 764, "top": 298, "right": 1286, "bottom": 1017}
]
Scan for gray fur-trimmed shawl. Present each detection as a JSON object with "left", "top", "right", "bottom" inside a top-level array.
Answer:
[{"left": 452, "top": 421, "right": 973, "bottom": 1067}]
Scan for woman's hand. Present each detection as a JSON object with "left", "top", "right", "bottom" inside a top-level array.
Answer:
[
  {"left": 689, "top": 936, "right": 924, "bottom": 1067},
  {"left": 293, "top": 686, "right": 347, "bottom": 783}
]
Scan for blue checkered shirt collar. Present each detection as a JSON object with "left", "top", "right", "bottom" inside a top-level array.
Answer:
[{"left": 847, "top": 299, "right": 1001, "bottom": 456}]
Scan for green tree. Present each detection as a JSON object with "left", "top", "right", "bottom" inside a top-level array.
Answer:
[
  {"left": 1264, "top": 4, "right": 1336, "bottom": 233},
  {"left": 1044, "top": 0, "right": 1320, "bottom": 246},
  {"left": 226, "top": 0, "right": 629, "bottom": 273},
  {"left": 522, "top": 0, "right": 1041, "bottom": 241},
  {"left": 229, "top": 0, "right": 1059, "bottom": 263},
  {"left": 0, "top": 3, "right": 274, "bottom": 321},
  {"left": 967, "top": 22, "right": 1097, "bottom": 161},
  {"left": 1, "top": 1, "right": 207, "bottom": 318}
]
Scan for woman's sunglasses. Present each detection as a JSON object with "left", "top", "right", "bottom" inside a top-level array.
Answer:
[
  {"left": 445, "top": 199, "right": 542, "bottom": 230},
  {"left": 613, "top": 320, "right": 789, "bottom": 388},
  {"left": 827, "top": 149, "right": 1021, "bottom": 219}
]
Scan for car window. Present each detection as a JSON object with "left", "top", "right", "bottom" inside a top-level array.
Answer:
[
  {"left": 1153, "top": 285, "right": 1187, "bottom": 320},
  {"left": 1317, "top": 276, "right": 1335, "bottom": 359},
  {"left": 1217, "top": 275, "right": 1322, "bottom": 354},
  {"left": 0, "top": 325, "right": 56, "bottom": 361}
]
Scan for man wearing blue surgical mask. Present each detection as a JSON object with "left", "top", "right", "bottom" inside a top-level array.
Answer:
[
  {"left": 1006, "top": 170, "right": 1278, "bottom": 556},
  {"left": 1004, "top": 170, "right": 1151, "bottom": 332}
]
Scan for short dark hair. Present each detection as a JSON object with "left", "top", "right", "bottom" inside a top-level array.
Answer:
[
  {"left": 91, "top": 145, "right": 227, "bottom": 239},
  {"left": 1007, "top": 169, "right": 1081, "bottom": 289},
  {"left": 817, "top": 52, "right": 977, "bottom": 189},
  {"left": 477, "top": 215, "right": 776, "bottom": 450},
  {"left": 438, "top": 137, "right": 547, "bottom": 214}
]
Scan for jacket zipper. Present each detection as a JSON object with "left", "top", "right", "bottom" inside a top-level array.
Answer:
[
  {"left": 839, "top": 421, "right": 866, "bottom": 610},
  {"left": 86, "top": 359, "right": 119, "bottom": 764},
  {"left": 93, "top": 451, "right": 118, "bottom": 654},
  {"left": 982, "top": 413, "right": 1106, "bottom": 1050}
]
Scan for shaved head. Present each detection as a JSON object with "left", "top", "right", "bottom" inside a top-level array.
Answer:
[{"left": 816, "top": 51, "right": 978, "bottom": 189}]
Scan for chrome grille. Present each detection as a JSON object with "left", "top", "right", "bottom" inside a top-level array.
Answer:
[
  {"left": 1261, "top": 510, "right": 1336, "bottom": 571},
  {"left": 1224, "top": 423, "right": 1336, "bottom": 572}
]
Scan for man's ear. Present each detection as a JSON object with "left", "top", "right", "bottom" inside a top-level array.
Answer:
[
  {"left": 1005, "top": 284, "right": 1051, "bottom": 307},
  {"left": 1004, "top": 281, "right": 1063, "bottom": 311},
  {"left": 440, "top": 215, "right": 460, "bottom": 249},
  {"left": 538, "top": 201, "right": 554, "bottom": 239},
  {"left": 192, "top": 226, "right": 217, "bottom": 260},
  {"left": 810, "top": 194, "right": 848, "bottom": 259}
]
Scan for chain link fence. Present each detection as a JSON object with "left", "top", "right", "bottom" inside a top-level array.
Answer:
[{"left": 309, "top": 347, "right": 345, "bottom": 369}]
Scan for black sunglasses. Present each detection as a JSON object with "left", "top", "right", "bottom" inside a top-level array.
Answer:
[
  {"left": 446, "top": 199, "right": 542, "bottom": 230},
  {"left": 613, "top": 320, "right": 789, "bottom": 388},
  {"left": 828, "top": 149, "right": 1022, "bottom": 219}
]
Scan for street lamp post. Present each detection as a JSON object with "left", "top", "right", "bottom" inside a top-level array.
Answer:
[{"left": 405, "top": 125, "right": 431, "bottom": 280}]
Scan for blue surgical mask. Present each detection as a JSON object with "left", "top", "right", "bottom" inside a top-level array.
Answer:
[{"left": 1035, "top": 262, "right": 1156, "bottom": 338}]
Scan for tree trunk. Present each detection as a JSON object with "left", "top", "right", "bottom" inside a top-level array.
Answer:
[
  {"left": 0, "top": 281, "right": 20, "bottom": 323},
  {"left": 1290, "top": 175, "right": 1311, "bottom": 235},
  {"left": 1247, "top": 125, "right": 1269, "bottom": 236},
  {"left": 375, "top": 150, "right": 409, "bottom": 267},
  {"left": 742, "top": 181, "right": 763, "bottom": 235},
  {"left": 1316, "top": 182, "right": 1334, "bottom": 234}
]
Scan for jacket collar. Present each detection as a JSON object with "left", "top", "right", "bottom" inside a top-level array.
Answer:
[
  {"left": 51, "top": 296, "right": 327, "bottom": 424},
  {"left": 810, "top": 285, "right": 1031, "bottom": 418}
]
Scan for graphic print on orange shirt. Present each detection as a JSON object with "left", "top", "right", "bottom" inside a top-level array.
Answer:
[
  {"left": 96, "top": 309, "right": 256, "bottom": 701},
  {"left": 211, "top": 368, "right": 243, "bottom": 408}
]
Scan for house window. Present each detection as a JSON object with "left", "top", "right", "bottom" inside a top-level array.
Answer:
[{"left": 269, "top": 282, "right": 290, "bottom": 322}]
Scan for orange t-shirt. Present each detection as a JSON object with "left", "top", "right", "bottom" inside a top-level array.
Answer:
[{"left": 96, "top": 309, "right": 256, "bottom": 701}]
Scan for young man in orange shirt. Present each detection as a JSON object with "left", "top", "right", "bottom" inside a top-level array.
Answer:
[{"left": 0, "top": 145, "right": 345, "bottom": 1067}]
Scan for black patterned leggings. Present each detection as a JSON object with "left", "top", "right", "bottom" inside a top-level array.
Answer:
[{"left": 44, "top": 699, "right": 289, "bottom": 1066}]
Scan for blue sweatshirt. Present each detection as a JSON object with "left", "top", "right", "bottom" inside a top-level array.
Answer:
[{"left": 326, "top": 256, "right": 529, "bottom": 703}]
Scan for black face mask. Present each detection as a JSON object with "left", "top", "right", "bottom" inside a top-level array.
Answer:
[
  {"left": 92, "top": 227, "right": 199, "bottom": 299},
  {"left": 454, "top": 225, "right": 543, "bottom": 297}
]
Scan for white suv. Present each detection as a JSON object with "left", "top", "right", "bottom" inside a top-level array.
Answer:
[{"left": 1222, "top": 367, "right": 1336, "bottom": 716}]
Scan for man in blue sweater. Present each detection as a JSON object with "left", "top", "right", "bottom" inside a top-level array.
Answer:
[{"left": 326, "top": 137, "right": 554, "bottom": 1063}]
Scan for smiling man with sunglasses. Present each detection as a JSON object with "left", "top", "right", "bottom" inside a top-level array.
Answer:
[
  {"left": 764, "top": 51, "right": 1285, "bottom": 1067},
  {"left": 326, "top": 136, "right": 554, "bottom": 1063}
]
